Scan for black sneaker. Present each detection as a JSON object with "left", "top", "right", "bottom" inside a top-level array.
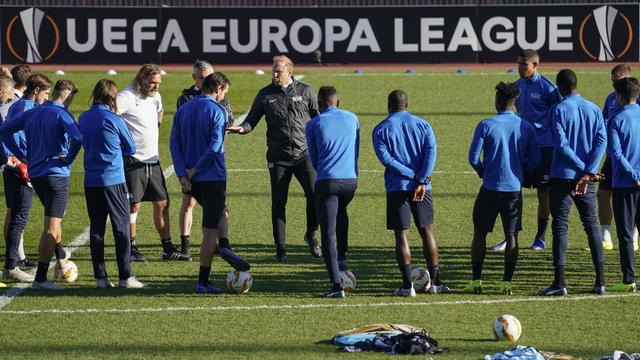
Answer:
[
  {"left": 130, "top": 244, "right": 147, "bottom": 263},
  {"left": 162, "top": 247, "right": 191, "bottom": 261},
  {"left": 220, "top": 247, "right": 251, "bottom": 271},
  {"left": 304, "top": 233, "right": 322, "bottom": 258},
  {"left": 18, "top": 257, "right": 37, "bottom": 269},
  {"left": 275, "top": 251, "right": 287, "bottom": 263},
  {"left": 322, "top": 288, "right": 345, "bottom": 298},
  {"left": 538, "top": 284, "right": 567, "bottom": 296}
]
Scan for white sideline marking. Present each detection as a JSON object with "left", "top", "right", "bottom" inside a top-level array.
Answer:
[
  {"left": 2, "top": 292, "right": 638, "bottom": 316},
  {"left": 226, "top": 168, "right": 475, "bottom": 175},
  {"left": 0, "top": 165, "right": 175, "bottom": 312},
  {"left": 331, "top": 71, "right": 608, "bottom": 76}
]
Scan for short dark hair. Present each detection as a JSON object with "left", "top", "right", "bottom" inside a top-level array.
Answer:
[
  {"left": 317, "top": 86, "right": 338, "bottom": 105},
  {"left": 90, "top": 79, "right": 119, "bottom": 113},
  {"left": 388, "top": 89, "right": 408, "bottom": 112},
  {"left": 518, "top": 49, "right": 539, "bottom": 61},
  {"left": 52, "top": 79, "right": 78, "bottom": 105},
  {"left": 614, "top": 77, "right": 640, "bottom": 103},
  {"left": 612, "top": 64, "right": 632, "bottom": 77},
  {"left": 202, "top": 72, "right": 229, "bottom": 94},
  {"left": 11, "top": 65, "right": 31, "bottom": 88},
  {"left": 495, "top": 82, "right": 520, "bottom": 107},
  {"left": 25, "top": 74, "right": 52, "bottom": 96},
  {"left": 556, "top": 69, "right": 577, "bottom": 92}
]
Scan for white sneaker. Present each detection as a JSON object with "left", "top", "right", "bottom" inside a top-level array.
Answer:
[
  {"left": 119, "top": 276, "right": 145, "bottom": 289},
  {"left": 602, "top": 227, "right": 612, "bottom": 244},
  {"left": 490, "top": 240, "right": 507, "bottom": 251},
  {"left": 2, "top": 268, "right": 34, "bottom": 282},
  {"left": 32, "top": 280, "right": 65, "bottom": 290},
  {"left": 393, "top": 285, "right": 416, "bottom": 297},
  {"left": 96, "top": 278, "right": 115, "bottom": 289}
]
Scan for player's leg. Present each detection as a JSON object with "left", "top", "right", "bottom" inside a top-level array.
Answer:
[
  {"left": 597, "top": 157, "right": 614, "bottom": 250},
  {"left": 539, "top": 180, "right": 571, "bottom": 296},
  {"left": 125, "top": 161, "right": 146, "bottom": 262},
  {"left": 293, "top": 157, "right": 321, "bottom": 258},
  {"left": 195, "top": 181, "right": 225, "bottom": 294},
  {"left": 574, "top": 183, "right": 605, "bottom": 294},
  {"left": 336, "top": 180, "right": 357, "bottom": 271},
  {"left": 609, "top": 188, "right": 637, "bottom": 292},
  {"left": 3, "top": 172, "right": 34, "bottom": 281},
  {"left": 179, "top": 193, "right": 197, "bottom": 257},
  {"left": 500, "top": 191, "right": 522, "bottom": 295},
  {"left": 268, "top": 163, "right": 294, "bottom": 261},
  {"left": 85, "top": 187, "right": 110, "bottom": 285},
  {"left": 316, "top": 180, "right": 343, "bottom": 298},
  {"left": 387, "top": 191, "right": 415, "bottom": 297},
  {"left": 414, "top": 190, "right": 447, "bottom": 293},
  {"left": 531, "top": 147, "right": 553, "bottom": 250}
]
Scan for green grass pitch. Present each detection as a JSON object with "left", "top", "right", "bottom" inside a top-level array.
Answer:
[{"left": 0, "top": 68, "right": 638, "bottom": 359}]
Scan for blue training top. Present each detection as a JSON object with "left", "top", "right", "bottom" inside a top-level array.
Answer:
[
  {"left": 170, "top": 95, "right": 227, "bottom": 182},
  {"left": 78, "top": 104, "right": 136, "bottom": 187},
  {"left": 372, "top": 111, "right": 436, "bottom": 192},
  {"left": 2, "top": 97, "right": 36, "bottom": 175},
  {"left": 609, "top": 104, "right": 640, "bottom": 188},
  {"left": 516, "top": 72, "right": 562, "bottom": 148},
  {"left": 0, "top": 100, "right": 82, "bottom": 178},
  {"left": 306, "top": 106, "right": 359, "bottom": 181},
  {"left": 468, "top": 110, "right": 541, "bottom": 192},
  {"left": 550, "top": 94, "right": 607, "bottom": 180}
]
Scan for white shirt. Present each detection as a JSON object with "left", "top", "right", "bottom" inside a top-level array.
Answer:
[
  {"left": 116, "top": 85, "right": 163, "bottom": 163},
  {"left": 0, "top": 89, "right": 23, "bottom": 121}
]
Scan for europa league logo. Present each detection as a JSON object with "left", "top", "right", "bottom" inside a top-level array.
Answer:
[
  {"left": 5, "top": 7, "right": 60, "bottom": 63},
  {"left": 579, "top": 5, "right": 633, "bottom": 62}
]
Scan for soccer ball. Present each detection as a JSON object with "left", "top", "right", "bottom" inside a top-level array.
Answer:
[
  {"left": 339, "top": 270, "right": 357, "bottom": 292},
  {"left": 492, "top": 314, "right": 522, "bottom": 342},
  {"left": 226, "top": 270, "right": 252, "bottom": 294},
  {"left": 411, "top": 267, "right": 431, "bottom": 292},
  {"left": 54, "top": 259, "right": 78, "bottom": 283}
]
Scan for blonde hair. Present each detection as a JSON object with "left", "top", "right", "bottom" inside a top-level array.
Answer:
[
  {"left": 272, "top": 55, "right": 294, "bottom": 71},
  {"left": 132, "top": 64, "right": 161, "bottom": 94}
]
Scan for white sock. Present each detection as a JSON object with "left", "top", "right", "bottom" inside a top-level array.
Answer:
[
  {"left": 634, "top": 227, "right": 639, "bottom": 244},
  {"left": 601, "top": 225, "right": 612, "bottom": 243},
  {"left": 18, "top": 236, "right": 26, "bottom": 260}
]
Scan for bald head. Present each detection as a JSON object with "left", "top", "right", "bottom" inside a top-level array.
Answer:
[{"left": 388, "top": 90, "right": 408, "bottom": 113}]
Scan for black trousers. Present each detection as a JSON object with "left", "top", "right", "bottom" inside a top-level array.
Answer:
[
  {"left": 315, "top": 179, "right": 357, "bottom": 285},
  {"left": 268, "top": 157, "right": 318, "bottom": 252},
  {"left": 612, "top": 188, "right": 639, "bottom": 284},
  {"left": 85, "top": 184, "right": 132, "bottom": 281},
  {"left": 3, "top": 171, "right": 33, "bottom": 268}
]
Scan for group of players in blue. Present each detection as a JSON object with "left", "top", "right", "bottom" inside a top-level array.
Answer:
[{"left": 0, "top": 48, "right": 638, "bottom": 297}]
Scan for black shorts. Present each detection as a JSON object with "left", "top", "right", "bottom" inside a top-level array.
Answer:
[
  {"left": 386, "top": 190, "right": 434, "bottom": 230},
  {"left": 124, "top": 157, "right": 169, "bottom": 203},
  {"left": 473, "top": 186, "right": 522, "bottom": 233},
  {"left": 190, "top": 181, "right": 226, "bottom": 229},
  {"left": 523, "top": 146, "right": 552, "bottom": 189},
  {"left": 32, "top": 176, "right": 70, "bottom": 218},
  {"left": 599, "top": 156, "right": 612, "bottom": 191},
  {"left": 3, "top": 171, "right": 34, "bottom": 210}
]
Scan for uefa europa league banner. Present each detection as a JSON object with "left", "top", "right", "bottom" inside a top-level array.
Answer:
[{"left": 0, "top": 4, "right": 637, "bottom": 64}]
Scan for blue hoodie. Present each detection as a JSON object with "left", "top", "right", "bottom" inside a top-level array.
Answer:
[
  {"left": 170, "top": 95, "right": 227, "bottom": 182},
  {"left": 516, "top": 73, "right": 562, "bottom": 148},
  {"left": 550, "top": 94, "right": 607, "bottom": 180},
  {"left": 608, "top": 104, "right": 640, "bottom": 188},
  {"left": 0, "top": 100, "right": 82, "bottom": 178},
  {"left": 372, "top": 111, "right": 436, "bottom": 192},
  {"left": 306, "top": 106, "right": 359, "bottom": 181},
  {"left": 469, "top": 110, "right": 541, "bottom": 192},
  {"left": 78, "top": 104, "right": 136, "bottom": 187}
]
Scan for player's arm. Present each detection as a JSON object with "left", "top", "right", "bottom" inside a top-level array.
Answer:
[
  {"left": 307, "top": 86, "right": 319, "bottom": 119},
  {"left": 61, "top": 114, "right": 83, "bottom": 165},
  {"left": 220, "top": 95, "right": 234, "bottom": 127},
  {"left": 169, "top": 112, "right": 187, "bottom": 178},
  {"left": 117, "top": 116, "right": 136, "bottom": 157},
  {"left": 609, "top": 118, "right": 639, "bottom": 181},
  {"left": 157, "top": 109, "right": 164, "bottom": 127},
  {"left": 355, "top": 118, "right": 360, "bottom": 174},
  {"left": 305, "top": 119, "right": 318, "bottom": 170},
  {"left": 551, "top": 108, "right": 586, "bottom": 172},
  {"left": 0, "top": 112, "right": 27, "bottom": 161},
  {"left": 584, "top": 111, "right": 607, "bottom": 176},
  {"left": 228, "top": 91, "right": 264, "bottom": 134},
  {"left": 193, "top": 109, "right": 225, "bottom": 176},
  {"left": 525, "top": 125, "right": 541, "bottom": 170},
  {"left": 468, "top": 123, "right": 485, "bottom": 178},
  {"left": 372, "top": 128, "right": 415, "bottom": 179},
  {"left": 415, "top": 124, "right": 436, "bottom": 184}
]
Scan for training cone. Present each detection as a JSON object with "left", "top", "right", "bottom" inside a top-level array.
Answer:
[
  {"left": 54, "top": 70, "right": 65, "bottom": 76},
  {"left": 457, "top": 69, "right": 466, "bottom": 74},
  {"left": 507, "top": 68, "right": 516, "bottom": 73},
  {"left": 255, "top": 69, "right": 265, "bottom": 75},
  {"left": 354, "top": 69, "right": 364, "bottom": 74},
  {"left": 160, "top": 70, "right": 167, "bottom": 75},
  {"left": 106, "top": 69, "right": 118, "bottom": 75},
  {"left": 405, "top": 69, "right": 416, "bottom": 74}
]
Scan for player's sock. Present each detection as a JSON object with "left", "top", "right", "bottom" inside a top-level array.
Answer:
[
  {"left": 161, "top": 238, "right": 174, "bottom": 253},
  {"left": 427, "top": 265, "right": 441, "bottom": 285},
  {"left": 400, "top": 264, "right": 412, "bottom": 288},
  {"left": 180, "top": 235, "right": 190, "bottom": 252},
  {"left": 595, "top": 261, "right": 605, "bottom": 287},
  {"left": 536, "top": 218, "right": 549, "bottom": 240},
  {"left": 218, "top": 237, "right": 230, "bottom": 250},
  {"left": 472, "top": 261, "right": 483, "bottom": 281},
  {"left": 503, "top": 261, "right": 516, "bottom": 282},
  {"left": 198, "top": 266, "right": 211, "bottom": 286},
  {"left": 554, "top": 265, "right": 566, "bottom": 288},
  {"left": 34, "top": 262, "right": 49, "bottom": 282},
  {"left": 54, "top": 244, "right": 64, "bottom": 260}
]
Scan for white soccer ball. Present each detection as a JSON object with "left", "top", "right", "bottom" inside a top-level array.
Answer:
[
  {"left": 226, "top": 270, "right": 252, "bottom": 294},
  {"left": 54, "top": 259, "right": 78, "bottom": 283},
  {"left": 492, "top": 314, "right": 522, "bottom": 342},
  {"left": 339, "top": 270, "right": 357, "bottom": 293},
  {"left": 411, "top": 267, "right": 431, "bottom": 292}
]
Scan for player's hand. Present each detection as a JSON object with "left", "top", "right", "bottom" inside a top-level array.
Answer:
[
  {"left": 186, "top": 168, "right": 196, "bottom": 180},
  {"left": 179, "top": 176, "right": 192, "bottom": 193},
  {"left": 574, "top": 174, "right": 591, "bottom": 195},
  {"left": 636, "top": 180, "right": 640, "bottom": 189},
  {"left": 413, "top": 184, "right": 426, "bottom": 202},
  {"left": 226, "top": 126, "right": 245, "bottom": 134},
  {"left": 6, "top": 156, "right": 18, "bottom": 168},
  {"left": 592, "top": 173, "right": 605, "bottom": 182}
]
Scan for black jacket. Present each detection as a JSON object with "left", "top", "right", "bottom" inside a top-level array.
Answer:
[
  {"left": 176, "top": 85, "right": 234, "bottom": 127},
  {"left": 240, "top": 80, "right": 319, "bottom": 164}
]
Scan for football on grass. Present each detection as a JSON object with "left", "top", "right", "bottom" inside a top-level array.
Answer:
[
  {"left": 492, "top": 314, "right": 522, "bottom": 342},
  {"left": 339, "top": 270, "right": 357, "bottom": 292},
  {"left": 226, "top": 270, "right": 252, "bottom": 294},
  {"left": 54, "top": 259, "right": 78, "bottom": 283},
  {"left": 411, "top": 267, "right": 431, "bottom": 292}
]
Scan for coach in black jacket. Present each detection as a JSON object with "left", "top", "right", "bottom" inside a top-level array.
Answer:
[
  {"left": 227, "top": 55, "right": 321, "bottom": 262},
  {"left": 177, "top": 60, "right": 234, "bottom": 126}
]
